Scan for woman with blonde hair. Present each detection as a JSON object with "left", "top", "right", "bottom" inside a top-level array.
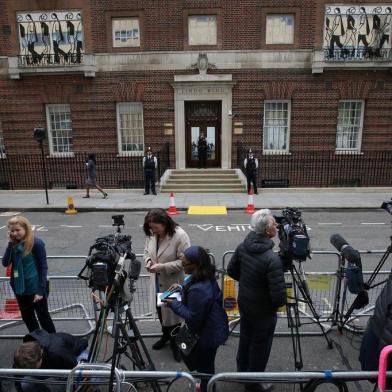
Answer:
[{"left": 2, "top": 216, "right": 55, "bottom": 333}]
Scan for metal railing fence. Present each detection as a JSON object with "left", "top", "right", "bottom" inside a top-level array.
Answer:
[
  {"left": 236, "top": 144, "right": 392, "bottom": 187},
  {"left": 0, "top": 368, "right": 197, "bottom": 392},
  {"left": 206, "top": 370, "right": 392, "bottom": 392},
  {"left": 0, "top": 143, "right": 170, "bottom": 190}
]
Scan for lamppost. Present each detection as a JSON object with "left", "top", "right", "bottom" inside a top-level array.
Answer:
[{"left": 33, "top": 127, "right": 49, "bottom": 204}]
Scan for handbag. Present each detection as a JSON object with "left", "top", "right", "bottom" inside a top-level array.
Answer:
[{"left": 174, "top": 323, "right": 199, "bottom": 357}]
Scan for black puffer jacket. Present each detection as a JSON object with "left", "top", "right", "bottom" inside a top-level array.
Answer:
[
  {"left": 369, "top": 274, "right": 392, "bottom": 346},
  {"left": 23, "top": 329, "right": 88, "bottom": 369},
  {"left": 227, "top": 231, "right": 287, "bottom": 319}
]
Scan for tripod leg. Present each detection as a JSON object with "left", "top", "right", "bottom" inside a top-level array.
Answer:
[
  {"left": 286, "top": 302, "right": 303, "bottom": 371},
  {"left": 108, "top": 305, "right": 161, "bottom": 392},
  {"left": 329, "top": 258, "right": 345, "bottom": 327},
  {"left": 366, "top": 246, "right": 391, "bottom": 289},
  {"left": 292, "top": 265, "right": 333, "bottom": 349},
  {"left": 88, "top": 305, "right": 107, "bottom": 362},
  {"left": 109, "top": 298, "right": 122, "bottom": 391}
]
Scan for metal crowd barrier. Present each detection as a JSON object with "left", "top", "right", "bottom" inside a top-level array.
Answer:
[
  {"left": 0, "top": 252, "right": 217, "bottom": 338},
  {"left": 206, "top": 370, "right": 392, "bottom": 392},
  {"left": 221, "top": 249, "right": 389, "bottom": 336},
  {"left": 0, "top": 254, "right": 155, "bottom": 338},
  {"left": 0, "top": 367, "right": 197, "bottom": 392}
]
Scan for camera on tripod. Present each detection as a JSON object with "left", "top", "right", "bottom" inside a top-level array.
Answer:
[
  {"left": 78, "top": 215, "right": 141, "bottom": 303},
  {"left": 275, "top": 207, "right": 310, "bottom": 269}
]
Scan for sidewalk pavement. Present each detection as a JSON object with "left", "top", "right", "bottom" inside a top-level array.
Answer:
[{"left": 0, "top": 187, "right": 390, "bottom": 211}]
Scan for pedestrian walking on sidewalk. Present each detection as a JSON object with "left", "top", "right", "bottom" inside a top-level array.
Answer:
[
  {"left": 143, "top": 208, "right": 191, "bottom": 362},
  {"left": 143, "top": 147, "right": 157, "bottom": 195},
  {"left": 163, "top": 246, "right": 229, "bottom": 392},
  {"left": 2, "top": 216, "right": 56, "bottom": 334},
  {"left": 83, "top": 153, "right": 108, "bottom": 199},
  {"left": 244, "top": 148, "right": 258, "bottom": 194}
]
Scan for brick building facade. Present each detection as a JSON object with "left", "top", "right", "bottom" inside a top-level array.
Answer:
[{"left": 0, "top": 0, "right": 391, "bottom": 188}]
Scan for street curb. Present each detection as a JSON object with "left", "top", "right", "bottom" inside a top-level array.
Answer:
[{"left": 0, "top": 206, "right": 385, "bottom": 213}]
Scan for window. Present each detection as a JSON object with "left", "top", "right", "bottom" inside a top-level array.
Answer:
[
  {"left": 117, "top": 103, "right": 144, "bottom": 155},
  {"left": 266, "top": 15, "right": 294, "bottom": 44},
  {"left": 112, "top": 18, "right": 140, "bottom": 47},
  {"left": 263, "top": 101, "right": 290, "bottom": 152},
  {"left": 336, "top": 100, "right": 364, "bottom": 151},
  {"left": 46, "top": 105, "right": 73, "bottom": 155},
  {"left": 188, "top": 15, "right": 217, "bottom": 45},
  {"left": 0, "top": 121, "right": 5, "bottom": 158}
]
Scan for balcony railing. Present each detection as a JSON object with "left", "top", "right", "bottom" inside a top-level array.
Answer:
[
  {"left": 17, "top": 52, "right": 84, "bottom": 67},
  {"left": 323, "top": 47, "right": 392, "bottom": 61}
]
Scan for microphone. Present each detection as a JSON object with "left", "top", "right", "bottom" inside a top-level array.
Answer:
[
  {"left": 129, "top": 258, "right": 141, "bottom": 281},
  {"left": 330, "top": 234, "right": 362, "bottom": 266}
]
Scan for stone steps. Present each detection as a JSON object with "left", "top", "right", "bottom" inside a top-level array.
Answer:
[{"left": 161, "top": 169, "right": 246, "bottom": 193}]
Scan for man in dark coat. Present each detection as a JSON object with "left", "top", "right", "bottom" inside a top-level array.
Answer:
[
  {"left": 244, "top": 148, "right": 259, "bottom": 194},
  {"left": 227, "top": 209, "right": 287, "bottom": 392},
  {"left": 197, "top": 135, "right": 208, "bottom": 168},
  {"left": 360, "top": 273, "right": 392, "bottom": 377},
  {"left": 14, "top": 329, "right": 88, "bottom": 391},
  {"left": 143, "top": 147, "right": 157, "bottom": 195}
]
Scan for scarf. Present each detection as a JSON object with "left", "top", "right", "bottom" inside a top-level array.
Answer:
[{"left": 12, "top": 242, "right": 26, "bottom": 295}]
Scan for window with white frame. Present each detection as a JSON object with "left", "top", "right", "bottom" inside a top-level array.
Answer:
[
  {"left": 112, "top": 18, "right": 140, "bottom": 47},
  {"left": 46, "top": 105, "right": 73, "bottom": 155},
  {"left": 0, "top": 121, "right": 5, "bottom": 157},
  {"left": 336, "top": 100, "right": 364, "bottom": 151},
  {"left": 117, "top": 102, "right": 144, "bottom": 154},
  {"left": 263, "top": 101, "right": 290, "bottom": 152},
  {"left": 188, "top": 15, "right": 217, "bottom": 45},
  {"left": 266, "top": 15, "right": 294, "bottom": 44}
]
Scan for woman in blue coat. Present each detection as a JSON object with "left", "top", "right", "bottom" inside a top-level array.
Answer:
[
  {"left": 163, "top": 246, "right": 229, "bottom": 392},
  {"left": 2, "top": 216, "right": 55, "bottom": 333}
]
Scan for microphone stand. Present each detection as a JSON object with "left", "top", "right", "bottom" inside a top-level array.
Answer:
[{"left": 338, "top": 236, "right": 392, "bottom": 332}]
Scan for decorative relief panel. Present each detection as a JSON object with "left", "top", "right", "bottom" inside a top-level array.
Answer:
[
  {"left": 324, "top": 5, "right": 392, "bottom": 60},
  {"left": 17, "top": 11, "right": 83, "bottom": 66}
]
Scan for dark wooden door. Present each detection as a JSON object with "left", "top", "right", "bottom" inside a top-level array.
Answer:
[{"left": 185, "top": 101, "right": 221, "bottom": 168}]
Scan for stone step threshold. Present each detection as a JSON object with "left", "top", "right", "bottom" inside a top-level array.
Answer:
[
  {"left": 160, "top": 189, "right": 246, "bottom": 193},
  {"left": 165, "top": 179, "right": 243, "bottom": 184},
  {"left": 162, "top": 184, "right": 245, "bottom": 188},
  {"left": 171, "top": 170, "right": 237, "bottom": 174},
  {"left": 170, "top": 174, "right": 240, "bottom": 179}
]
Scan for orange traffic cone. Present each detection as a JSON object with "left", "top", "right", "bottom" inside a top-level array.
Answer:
[
  {"left": 245, "top": 190, "right": 256, "bottom": 214},
  {"left": 0, "top": 264, "right": 21, "bottom": 319},
  {"left": 167, "top": 192, "right": 179, "bottom": 215}
]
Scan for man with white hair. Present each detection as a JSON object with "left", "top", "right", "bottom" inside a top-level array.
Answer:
[{"left": 227, "top": 209, "right": 287, "bottom": 392}]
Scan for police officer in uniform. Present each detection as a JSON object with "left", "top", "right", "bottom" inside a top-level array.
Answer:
[
  {"left": 143, "top": 147, "right": 157, "bottom": 195},
  {"left": 244, "top": 148, "right": 258, "bottom": 194}
]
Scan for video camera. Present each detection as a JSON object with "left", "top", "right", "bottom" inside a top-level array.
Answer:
[
  {"left": 275, "top": 207, "right": 310, "bottom": 269},
  {"left": 78, "top": 215, "right": 141, "bottom": 304},
  {"left": 381, "top": 199, "right": 392, "bottom": 215}
]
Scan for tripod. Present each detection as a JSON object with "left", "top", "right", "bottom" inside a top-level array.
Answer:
[
  {"left": 88, "top": 289, "right": 161, "bottom": 392},
  {"left": 286, "top": 262, "right": 333, "bottom": 371},
  {"left": 335, "top": 236, "right": 392, "bottom": 332}
]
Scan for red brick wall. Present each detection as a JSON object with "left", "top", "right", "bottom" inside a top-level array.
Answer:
[
  {"left": 0, "top": 0, "right": 391, "bottom": 188},
  {"left": 2, "top": 0, "right": 389, "bottom": 56}
]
